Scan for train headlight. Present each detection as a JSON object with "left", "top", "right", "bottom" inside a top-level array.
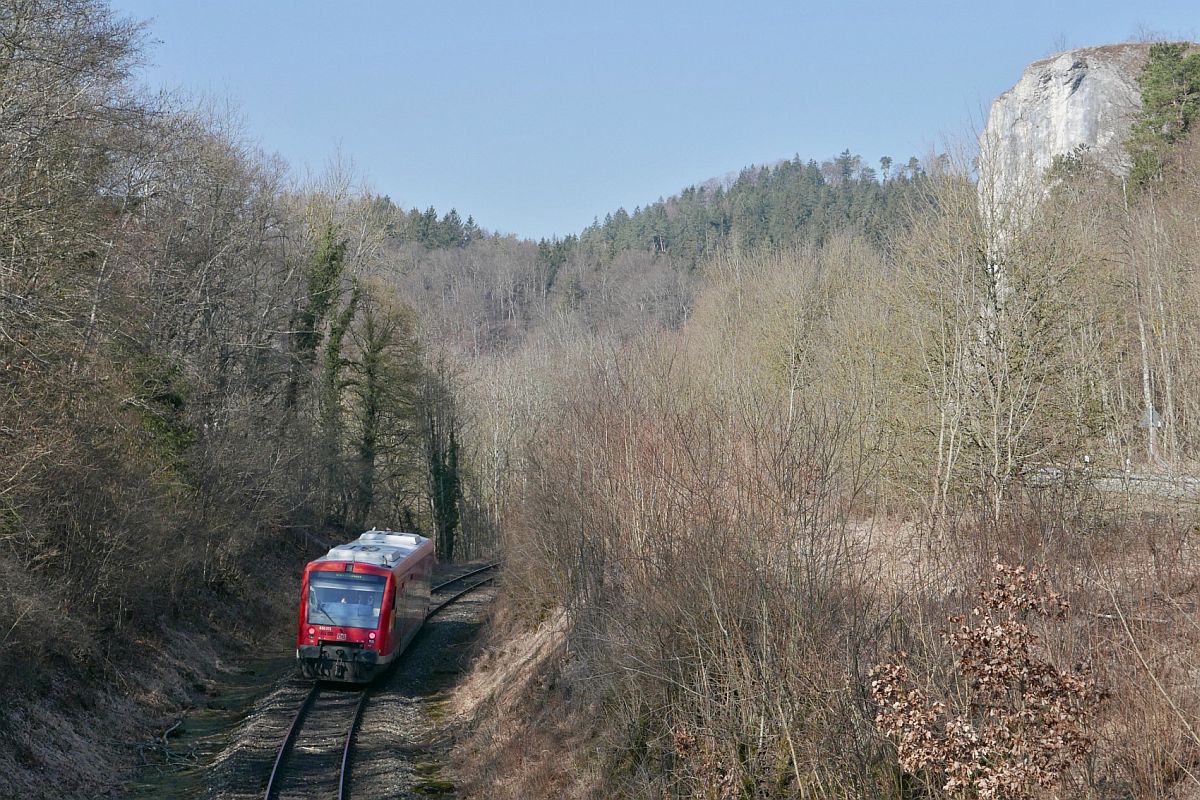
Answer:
[
  {"left": 307, "top": 627, "right": 315, "bottom": 637},
  {"left": 368, "top": 632, "right": 376, "bottom": 645}
]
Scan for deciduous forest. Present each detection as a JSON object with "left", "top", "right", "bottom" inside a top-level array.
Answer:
[{"left": 5, "top": 1, "right": 1200, "bottom": 797}]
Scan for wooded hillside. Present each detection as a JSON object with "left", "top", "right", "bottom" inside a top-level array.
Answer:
[{"left": 0, "top": 0, "right": 489, "bottom": 706}]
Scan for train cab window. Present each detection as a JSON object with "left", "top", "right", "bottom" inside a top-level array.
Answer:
[{"left": 307, "top": 573, "right": 386, "bottom": 629}]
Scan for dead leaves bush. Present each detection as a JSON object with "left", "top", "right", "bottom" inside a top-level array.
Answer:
[{"left": 871, "top": 564, "right": 1102, "bottom": 799}]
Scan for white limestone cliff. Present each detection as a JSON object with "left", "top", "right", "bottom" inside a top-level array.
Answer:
[{"left": 978, "top": 44, "right": 1149, "bottom": 231}]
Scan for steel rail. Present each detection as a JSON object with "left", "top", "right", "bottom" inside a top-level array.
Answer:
[
  {"left": 263, "top": 682, "right": 319, "bottom": 799},
  {"left": 431, "top": 561, "right": 499, "bottom": 594},
  {"left": 428, "top": 575, "right": 496, "bottom": 617},
  {"left": 264, "top": 685, "right": 367, "bottom": 800},
  {"left": 337, "top": 690, "right": 369, "bottom": 800}
]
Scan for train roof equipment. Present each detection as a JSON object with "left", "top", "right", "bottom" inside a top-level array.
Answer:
[{"left": 316, "top": 528, "right": 431, "bottom": 569}]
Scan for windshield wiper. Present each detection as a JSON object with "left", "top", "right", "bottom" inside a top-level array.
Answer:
[{"left": 312, "top": 602, "right": 338, "bottom": 626}]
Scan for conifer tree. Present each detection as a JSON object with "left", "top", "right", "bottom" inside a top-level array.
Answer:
[{"left": 1127, "top": 42, "right": 1200, "bottom": 186}]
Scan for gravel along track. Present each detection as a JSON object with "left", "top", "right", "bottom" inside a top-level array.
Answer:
[
  {"left": 134, "top": 563, "right": 495, "bottom": 799},
  {"left": 349, "top": 584, "right": 493, "bottom": 798}
]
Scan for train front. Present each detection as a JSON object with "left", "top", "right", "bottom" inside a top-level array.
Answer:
[{"left": 297, "top": 564, "right": 389, "bottom": 682}]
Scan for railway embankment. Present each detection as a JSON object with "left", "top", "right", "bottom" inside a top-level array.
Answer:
[
  {"left": 0, "top": 539, "right": 316, "bottom": 799},
  {"left": 443, "top": 607, "right": 605, "bottom": 799}
]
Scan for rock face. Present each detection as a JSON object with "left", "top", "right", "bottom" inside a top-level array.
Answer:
[{"left": 978, "top": 44, "right": 1149, "bottom": 229}]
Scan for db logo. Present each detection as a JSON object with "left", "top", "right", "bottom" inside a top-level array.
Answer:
[{"left": 337, "top": 632, "right": 348, "bottom": 641}]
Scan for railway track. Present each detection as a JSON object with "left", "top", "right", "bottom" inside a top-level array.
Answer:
[
  {"left": 263, "top": 561, "right": 498, "bottom": 799},
  {"left": 429, "top": 561, "right": 499, "bottom": 615}
]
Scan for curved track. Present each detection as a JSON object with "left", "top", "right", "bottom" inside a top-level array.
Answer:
[
  {"left": 429, "top": 562, "right": 499, "bottom": 617},
  {"left": 263, "top": 562, "right": 499, "bottom": 799}
]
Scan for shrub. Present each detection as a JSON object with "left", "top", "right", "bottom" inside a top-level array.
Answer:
[{"left": 871, "top": 564, "right": 1102, "bottom": 799}]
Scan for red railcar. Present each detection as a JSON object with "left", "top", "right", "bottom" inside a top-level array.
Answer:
[{"left": 296, "top": 529, "right": 434, "bottom": 682}]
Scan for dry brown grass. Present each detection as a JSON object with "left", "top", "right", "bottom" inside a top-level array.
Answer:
[{"left": 449, "top": 606, "right": 608, "bottom": 799}]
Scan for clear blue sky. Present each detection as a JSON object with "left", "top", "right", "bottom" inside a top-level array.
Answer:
[{"left": 111, "top": 0, "right": 1197, "bottom": 240}]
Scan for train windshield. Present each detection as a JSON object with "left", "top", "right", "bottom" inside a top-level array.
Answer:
[{"left": 306, "top": 572, "right": 387, "bottom": 629}]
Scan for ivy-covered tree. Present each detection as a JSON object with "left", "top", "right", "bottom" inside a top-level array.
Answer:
[
  {"left": 345, "top": 281, "right": 422, "bottom": 531},
  {"left": 422, "top": 359, "right": 463, "bottom": 561}
]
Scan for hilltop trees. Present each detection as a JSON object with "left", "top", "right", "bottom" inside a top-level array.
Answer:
[
  {"left": 1126, "top": 42, "right": 1200, "bottom": 186},
  {"left": 576, "top": 153, "right": 932, "bottom": 269},
  {"left": 388, "top": 201, "right": 481, "bottom": 248}
]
